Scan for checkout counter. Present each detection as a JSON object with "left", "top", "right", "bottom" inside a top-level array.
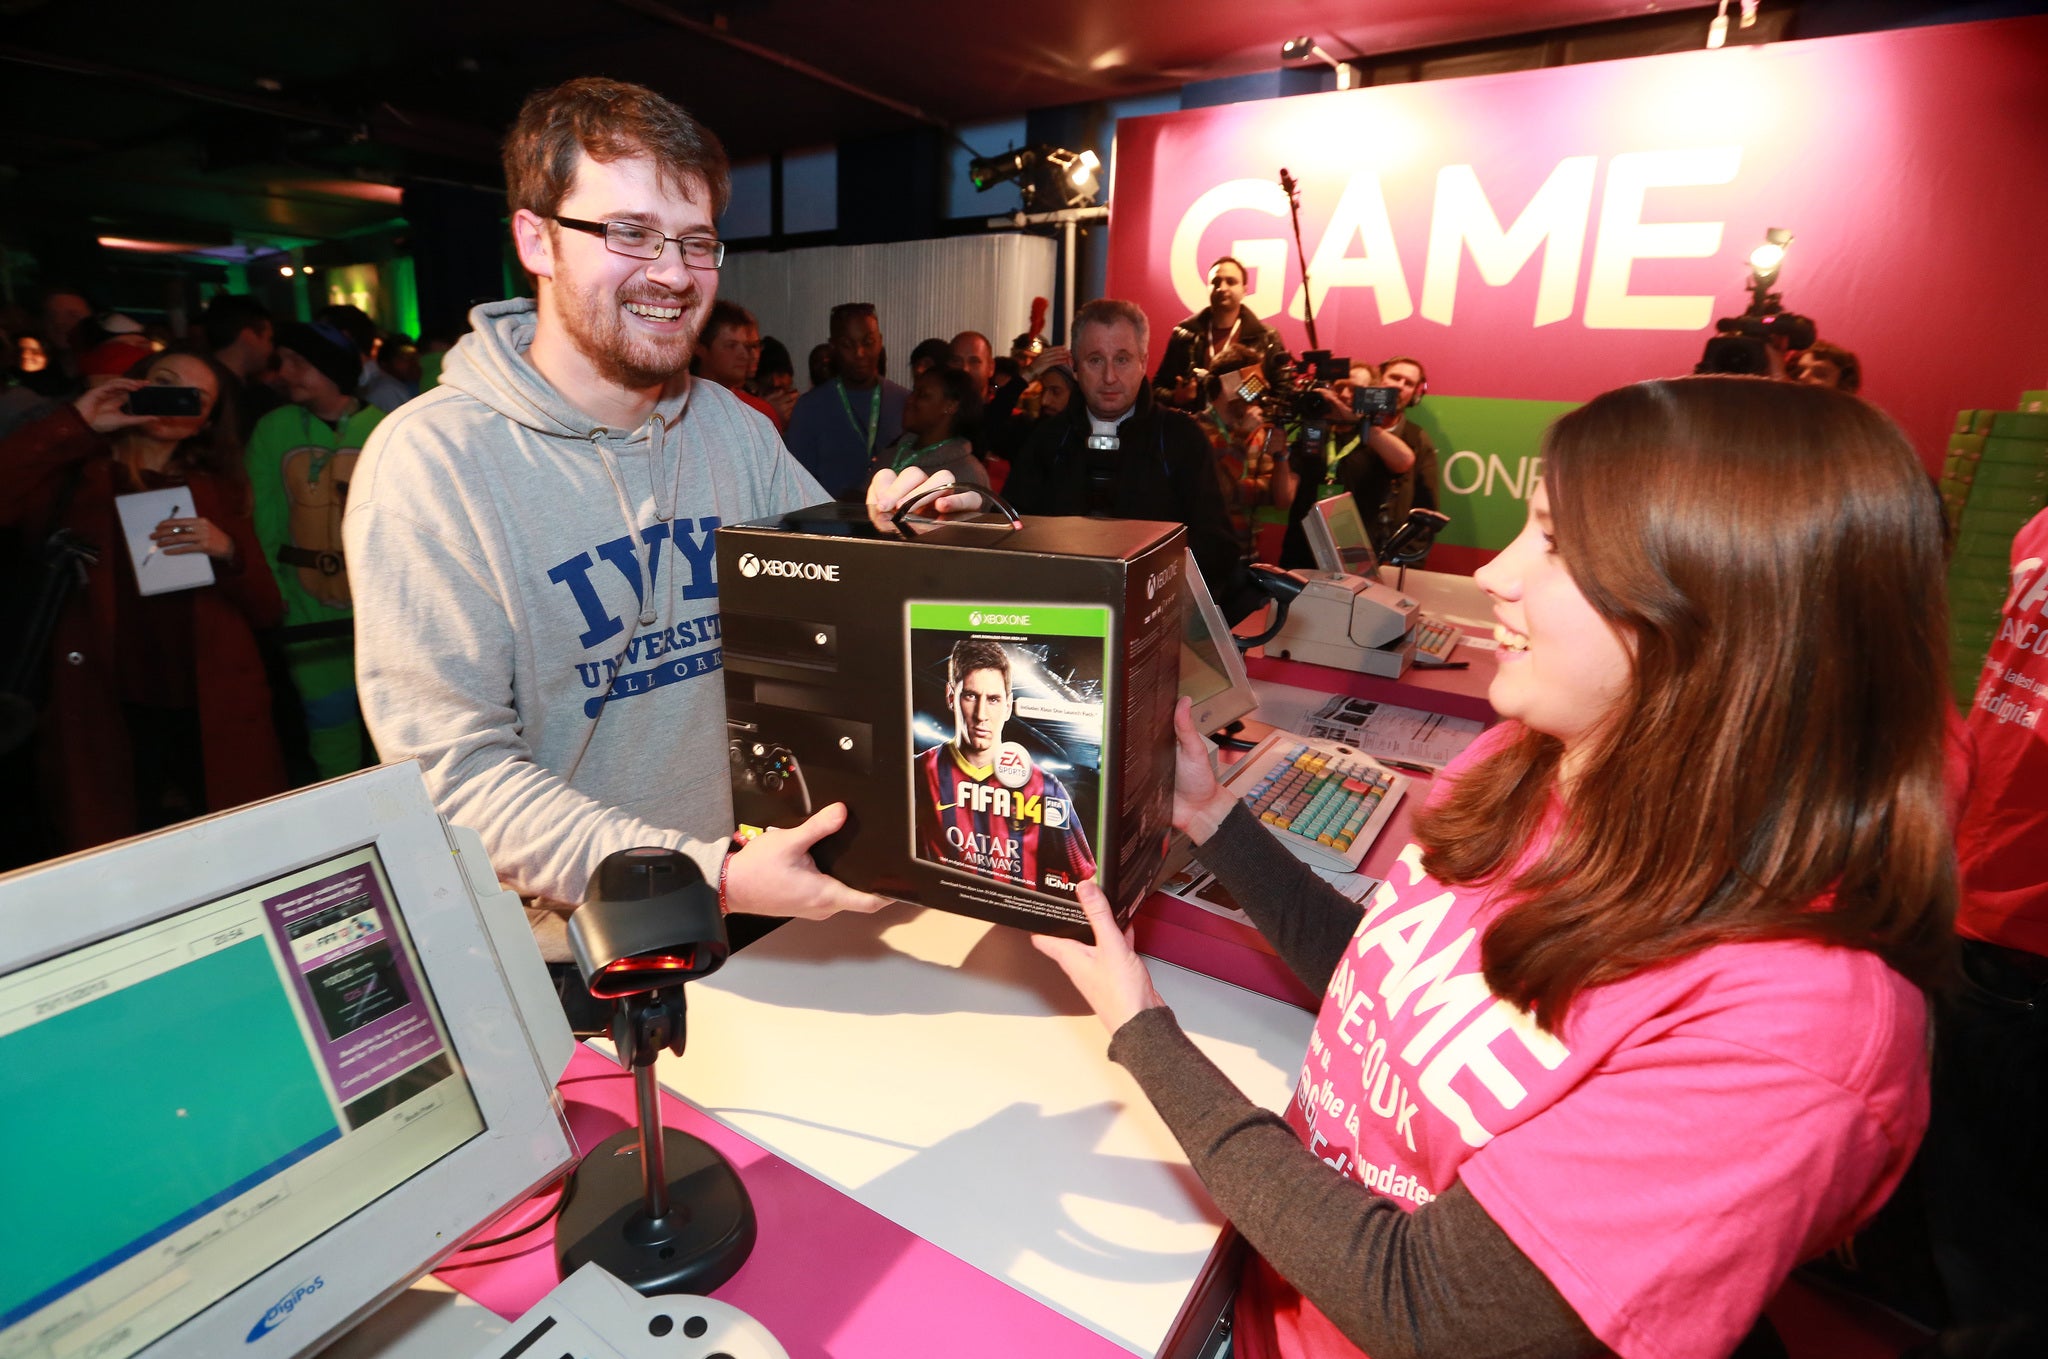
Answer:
[{"left": 325, "top": 572, "right": 1499, "bottom": 1359}]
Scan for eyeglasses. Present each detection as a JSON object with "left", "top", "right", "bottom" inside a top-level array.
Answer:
[{"left": 553, "top": 216, "right": 726, "bottom": 268}]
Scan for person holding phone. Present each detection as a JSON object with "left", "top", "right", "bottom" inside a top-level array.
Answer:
[
  {"left": 0, "top": 349, "right": 285, "bottom": 852},
  {"left": 1037, "top": 377, "right": 1956, "bottom": 1359}
]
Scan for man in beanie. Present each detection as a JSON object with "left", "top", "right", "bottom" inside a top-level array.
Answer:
[{"left": 245, "top": 320, "right": 384, "bottom": 780}]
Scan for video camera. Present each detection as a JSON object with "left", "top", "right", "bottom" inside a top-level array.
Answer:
[
  {"left": 1696, "top": 305, "right": 1817, "bottom": 377},
  {"left": 1697, "top": 226, "right": 1817, "bottom": 377},
  {"left": 1221, "top": 349, "right": 1390, "bottom": 427}
]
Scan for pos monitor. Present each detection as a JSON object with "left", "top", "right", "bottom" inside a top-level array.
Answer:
[
  {"left": 0, "top": 765, "right": 577, "bottom": 1359},
  {"left": 1178, "top": 546, "right": 1258, "bottom": 734},
  {"left": 1305, "top": 493, "right": 1378, "bottom": 577}
]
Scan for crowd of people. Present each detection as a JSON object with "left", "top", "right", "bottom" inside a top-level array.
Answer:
[{"left": 0, "top": 69, "right": 2034, "bottom": 1359}]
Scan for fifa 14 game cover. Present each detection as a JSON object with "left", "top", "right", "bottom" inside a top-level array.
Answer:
[{"left": 908, "top": 604, "right": 1108, "bottom": 905}]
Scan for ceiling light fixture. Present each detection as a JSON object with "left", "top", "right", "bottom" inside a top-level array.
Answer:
[
  {"left": 969, "top": 144, "right": 1102, "bottom": 210},
  {"left": 1280, "top": 35, "right": 1355, "bottom": 90}
]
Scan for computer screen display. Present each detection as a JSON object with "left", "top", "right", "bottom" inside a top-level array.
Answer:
[
  {"left": 0, "top": 764, "right": 575, "bottom": 1359},
  {"left": 0, "top": 844, "right": 484, "bottom": 1359},
  {"left": 1307, "top": 494, "right": 1378, "bottom": 576}
]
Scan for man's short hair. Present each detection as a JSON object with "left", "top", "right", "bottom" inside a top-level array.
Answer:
[
  {"left": 1073, "top": 298, "right": 1149, "bottom": 356},
  {"left": 502, "top": 77, "right": 732, "bottom": 222},
  {"left": 1378, "top": 355, "right": 1428, "bottom": 388},
  {"left": 947, "top": 638, "right": 1011, "bottom": 690},
  {"left": 702, "top": 299, "right": 756, "bottom": 343},
  {"left": 1804, "top": 339, "right": 1862, "bottom": 394},
  {"left": 756, "top": 335, "right": 794, "bottom": 381},
  {"left": 1209, "top": 255, "right": 1248, "bottom": 281},
  {"left": 829, "top": 302, "right": 877, "bottom": 340},
  {"left": 950, "top": 330, "right": 992, "bottom": 356},
  {"left": 200, "top": 294, "right": 271, "bottom": 352}
]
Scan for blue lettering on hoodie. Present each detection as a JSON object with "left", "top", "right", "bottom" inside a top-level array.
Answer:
[{"left": 551, "top": 517, "right": 724, "bottom": 713}]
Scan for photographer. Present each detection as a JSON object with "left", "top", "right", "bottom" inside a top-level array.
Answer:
[
  {"left": 1275, "top": 376, "right": 1417, "bottom": 569},
  {"left": 0, "top": 352, "right": 286, "bottom": 851},
  {"left": 1201, "top": 345, "right": 1289, "bottom": 569},
  {"left": 1154, "top": 256, "right": 1288, "bottom": 408}
]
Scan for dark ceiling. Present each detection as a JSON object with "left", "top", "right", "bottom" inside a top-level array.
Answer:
[{"left": 0, "top": 0, "right": 1725, "bottom": 254}]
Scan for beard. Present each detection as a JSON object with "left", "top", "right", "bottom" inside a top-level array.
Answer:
[{"left": 556, "top": 272, "right": 706, "bottom": 390}]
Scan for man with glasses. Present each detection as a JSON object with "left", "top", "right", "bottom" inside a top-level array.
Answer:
[
  {"left": 784, "top": 301, "right": 908, "bottom": 499},
  {"left": 345, "top": 77, "right": 882, "bottom": 995}
]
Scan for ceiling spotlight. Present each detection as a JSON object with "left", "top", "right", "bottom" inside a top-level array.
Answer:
[
  {"left": 969, "top": 146, "right": 1035, "bottom": 194},
  {"left": 302, "top": 265, "right": 315, "bottom": 275},
  {"left": 969, "top": 144, "right": 1101, "bottom": 211},
  {"left": 1280, "top": 34, "right": 1355, "bottom": 89},
  {"left": 279, "top": 265, "right": 295, "bottom": 277}
]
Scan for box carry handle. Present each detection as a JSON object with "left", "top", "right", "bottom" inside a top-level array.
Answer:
[{"left": 890, "top": 483, "right": 1023, "bottom": 535}]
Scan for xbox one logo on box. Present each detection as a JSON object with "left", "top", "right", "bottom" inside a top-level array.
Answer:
[
  {"left": 970, "top": 611, "right": 983, "bottom": 626},
  {"left": 733, "top": 553, "right": 840, "bottom": 581}
]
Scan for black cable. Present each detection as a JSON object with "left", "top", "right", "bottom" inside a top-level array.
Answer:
[{"left": 456, "top": 1173, "right": 571, "bottom": 1251}]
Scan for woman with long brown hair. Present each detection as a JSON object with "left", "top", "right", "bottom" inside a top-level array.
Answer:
[
  {"left": 1038, "top": 376, "right": 1957, "bottom": 1359},
  {"left": 0, "top": 348, "right": 287, "bottom": 852}
]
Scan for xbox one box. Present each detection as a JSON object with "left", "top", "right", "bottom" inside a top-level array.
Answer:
[{"left": 718, "top": 505, "right": 1185, "bottom": 940}]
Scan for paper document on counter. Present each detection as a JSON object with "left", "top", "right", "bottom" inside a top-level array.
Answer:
[{"left": 1301, "top": 694, "right": 1482, "bottom": 770}]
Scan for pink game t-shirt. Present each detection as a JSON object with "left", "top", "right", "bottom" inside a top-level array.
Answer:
[{"left": 1235, "top": 726, "right": 1930, "bottom": 1359}]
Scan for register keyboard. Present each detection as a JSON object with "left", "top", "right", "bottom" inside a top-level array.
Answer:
[
  {"left": 1409, "top": 613, "right": 1462, "bottom": 666},
  {"left": 1221, "top": 732, "right": 1409, "bottom": 873}
]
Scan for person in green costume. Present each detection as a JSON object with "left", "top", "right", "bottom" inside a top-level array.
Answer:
[{"left": 245, "top": 321, "right": 384, "bottom": 779}]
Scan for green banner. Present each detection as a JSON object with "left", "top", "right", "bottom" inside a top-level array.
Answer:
[
  {"left": 1407, "top": 397, "right": 1581, "bottom": 551},
  {"left": 907, "top": 603, "right": 1111, "bottom": 637}
]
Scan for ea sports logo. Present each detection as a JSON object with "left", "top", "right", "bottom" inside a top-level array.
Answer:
[
  {"left": 738, "top": 553, "right": 762, "bottom": 578},
  {"left": 993, "top": 742, "right": 1033, "bottom": 789}
]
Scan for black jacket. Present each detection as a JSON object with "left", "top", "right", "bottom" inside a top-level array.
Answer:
[
  {"left": 1153, "top": 307, "right": 1288, "bottom": 393},
  {"left": 1004, "top": 381, "right": 1248, "bottom": 618}
]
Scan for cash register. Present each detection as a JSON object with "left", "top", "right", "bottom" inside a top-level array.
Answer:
[{"left": 1259, "top": 494, "right": 1461, "bottom": 677}]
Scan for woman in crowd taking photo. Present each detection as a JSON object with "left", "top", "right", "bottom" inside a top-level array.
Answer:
[
  {"left": 0, "top": 350, "right": 286, "bottom": 852},
  {"left": 1036, "top": 376, "right": 1957, "bottom": 1359}
]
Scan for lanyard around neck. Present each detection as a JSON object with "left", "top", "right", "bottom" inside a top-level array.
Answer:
[
  {"left": 891, "top": 437, "right": 948, "bottom": 472},
  {"left": 1205, "top": 313, "right": 1242, "bottom": 363},
  {"left": 835, "top": 380, "right": 882, "bottom": 454}
]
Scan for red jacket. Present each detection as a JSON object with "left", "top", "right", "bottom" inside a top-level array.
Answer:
[{"left": 0, "top": 405, "right": 287, "bottom": 850}]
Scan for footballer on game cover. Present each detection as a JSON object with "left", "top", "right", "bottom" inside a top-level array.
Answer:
[{"left": 906, "top": 605, "right": 1107, "bottom": 896}]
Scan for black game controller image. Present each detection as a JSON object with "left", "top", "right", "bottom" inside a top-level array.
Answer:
[{"left": 728, "top": 721, "right": 813, "bottom": 829}]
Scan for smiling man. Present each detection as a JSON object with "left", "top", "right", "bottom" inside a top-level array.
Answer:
[{"left": 344, "top": 78, "right": 879, "bottom": 987}]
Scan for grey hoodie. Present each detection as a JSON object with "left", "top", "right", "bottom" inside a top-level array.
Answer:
[{"left": 345, "top": 300, "right": 825, "bottom": 955}]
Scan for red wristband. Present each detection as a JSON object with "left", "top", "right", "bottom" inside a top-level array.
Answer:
[{"left": 718, "top": 834, "right": 749, "bottom": 916}]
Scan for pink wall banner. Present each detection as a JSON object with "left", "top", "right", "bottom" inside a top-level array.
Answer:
[{"left": 1106, "top": 16, "right": 2048, "bottom": 553}]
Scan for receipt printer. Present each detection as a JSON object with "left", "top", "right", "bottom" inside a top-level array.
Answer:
[{"left": 1262, "top": 571, "right": 1421, "bottom": 678}]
